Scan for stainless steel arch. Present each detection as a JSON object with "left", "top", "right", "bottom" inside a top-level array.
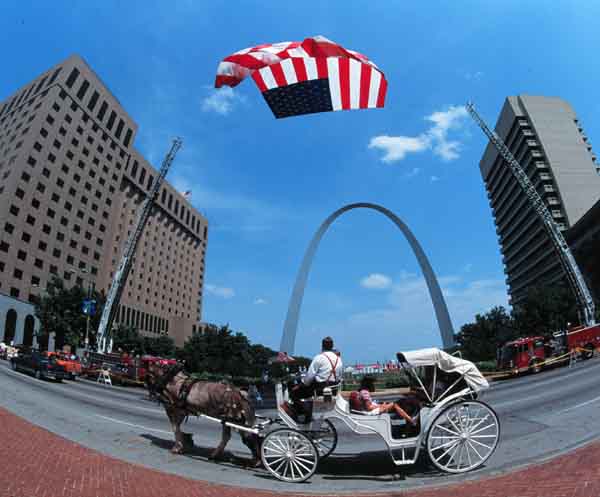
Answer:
[{"left": 280, "top": 202, "right": 455, "bottom": 354}]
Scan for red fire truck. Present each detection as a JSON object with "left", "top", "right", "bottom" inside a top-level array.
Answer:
[{"left": 497, "top": 324, "right": 600, "bottom": 374}]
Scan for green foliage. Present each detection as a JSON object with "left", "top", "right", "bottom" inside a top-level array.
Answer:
[
  {"left": 34, "top": 276, "right": 105, "bottom": 349},
  {"left": 456, "top": 284, "right": 581, "bottom": 363},
  {"left": 455, "top": 306, "right": 516, "bottom": 362},
  {"left": 111, "top": 324, "right": 175, "bottom": 357},
  {"left": 474, "top": 360, "right": 497, "bottom": 372},
  {"left": 512, "top": 283, "right": 578, "bottom": 338},
  {"left": 178, "top": 324, "right": 310, "bottom": 379}
]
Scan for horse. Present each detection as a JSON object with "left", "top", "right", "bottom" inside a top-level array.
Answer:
[{"left": 145, "top": 362, "right": 261, "bottom": 465}]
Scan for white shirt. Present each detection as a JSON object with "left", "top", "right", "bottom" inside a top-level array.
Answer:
[{"left": 303, "top": 351, "right": 343, "bottom": 385}]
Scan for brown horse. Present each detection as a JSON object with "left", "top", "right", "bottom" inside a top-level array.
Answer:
[{"left": 145, "top": 362, "right": 260, "bottom": 464}]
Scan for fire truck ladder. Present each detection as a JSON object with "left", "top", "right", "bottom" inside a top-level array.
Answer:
[
  {"left": 96, "top": 138, "right": 183, "bottom": 353},
  {"left": 466, "top": 102, "right": 595, "bottom": 327}
]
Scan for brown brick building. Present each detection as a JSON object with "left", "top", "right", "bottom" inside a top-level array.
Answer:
[{"left": 0, "top": 55, "right": 207, "bottom": 347}]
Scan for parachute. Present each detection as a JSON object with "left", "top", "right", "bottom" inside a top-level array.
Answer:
[{"left": 215, "top": 35, "right": 387, "bottom": 119}]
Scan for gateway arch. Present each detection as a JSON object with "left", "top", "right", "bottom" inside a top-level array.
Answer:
[{"left": 280, "top": 202, "right": 455, "bottom": 354}]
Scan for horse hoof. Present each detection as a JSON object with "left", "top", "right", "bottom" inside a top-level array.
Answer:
[{"left": 209, "top": 450, "right": 224, "bottom": 461}]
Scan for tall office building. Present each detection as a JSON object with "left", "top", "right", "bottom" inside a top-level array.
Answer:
[
  {"left": 480, "top": 95, "right": 600, "bottom": 306},
  {"left": 0, "top": 55, "right": 207, "bottom": 347}
]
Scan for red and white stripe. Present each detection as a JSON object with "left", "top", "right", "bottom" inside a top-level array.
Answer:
[
  {"left": 215, "top": 36, "right": 387, "bottom": 110},
  {"left": 251, "top": 56, "right": 387, "bottom": 110}
]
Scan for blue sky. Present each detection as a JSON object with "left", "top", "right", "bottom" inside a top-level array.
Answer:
[{"left": 2, "top": 1, "right": 600, "bottom": 363}]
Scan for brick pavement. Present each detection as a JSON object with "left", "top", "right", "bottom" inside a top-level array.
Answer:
[{"left": 1, "top": 406, "right": 599, "bottom": 497}]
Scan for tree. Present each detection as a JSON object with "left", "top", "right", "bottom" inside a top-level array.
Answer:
[
  {"left": 143, "top": 335, "right": 175, "bottom": 357},
  {"left": 111, "top": 323, "right": 145, "bottom": 354},
  {"left": 34, "top": 276, "right": 105, "bottom": 350},
  {"left": 512, "top": 283, "right": 578, "bottom": 338},
  {"left": 455, "top": 306, "right": 516, "bottom": 362}
]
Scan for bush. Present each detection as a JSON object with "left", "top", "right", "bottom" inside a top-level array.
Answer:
[{"left": 475, "top": 360, "right": 497, "bottom": 372}]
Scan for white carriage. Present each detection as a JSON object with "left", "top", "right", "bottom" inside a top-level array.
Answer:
[{"left": 258, "top": 348, "right": 500, "bottom": 483}]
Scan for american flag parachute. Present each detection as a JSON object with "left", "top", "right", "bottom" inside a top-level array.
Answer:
[{"left": 215, "top": 35, "right": 387, "bottom": 119}]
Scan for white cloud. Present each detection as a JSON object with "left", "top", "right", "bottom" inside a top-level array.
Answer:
[
  {"left": 405, "top": 167, "right": 421, "bottom": 179},
  {"left": 368, "top": 135, "right": 430, "bottom": 162},
  {"left": 201, "top": 87, "right": 243, "bottom": 116},
  {"left": 430, "top": 175, "right": 440, "bottom": 182},
  {"left": 205, "top": 284, "right": 235, "bottom": 299},
  {"left": 465, "top": 71, "right": 484, "bottom": 81},
  {"left": 426, "top": 106, "right": 469, "bottom": 161},
  {"left": 369, "top": 105, "right": 469, "bottom": 163},
  {"left": 360, "top": 273, "right": 392, "bottom": 290},
  {"left": 254, "top": 298, "right": 268, "bottom": 305}
]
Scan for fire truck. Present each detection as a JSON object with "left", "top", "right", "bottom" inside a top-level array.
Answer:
[{"left": 497, "top": 324, "right": 600, "bottom": 374}]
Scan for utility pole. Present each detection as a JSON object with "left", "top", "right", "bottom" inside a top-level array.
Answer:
[
  {"left": 96, "top": 138, "right": 183, "bottom": 353},
  {"left": 467, "top": 102, "right": 596, "bottom": 326}
]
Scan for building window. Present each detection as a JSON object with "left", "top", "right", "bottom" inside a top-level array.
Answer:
[
  {"left": 124, "top": 128, "right": 133, "bottom": 147},
  {"left": 26, "top": 215, "right": 35, "bottom": 226},
  {"left": 38, "top": 241, "right": 47, "bottom": 251},
  {"left": 21, "top": 232, "right": 31, "bottom": 243},
  {"left": 65, "top": 67, "right": 80, "bottom": 88},
  {"left": 98, "top": 101, "right": 108, "bottom": 120},
  {"left": 9, "top": 205, "right": 19, "bottom": 216},
  {"left": 17, "top": 250, "right": 26, "bottom": 261},
  {"left": 31, "top": 198, "right": 40, "bottom": 209},
  {"left": 77, "top": 80, "right": 90, "bottom": 100},
  {"left": 115, "top": 119, "right": 124, "bottom": 139},
  {"left": 107, "top": 111, "right": 116, "bottom": 130},
  {"left": 13, "top": 268, "right": 23, "bottom": 280},
  {"left": 4, "top": 222, "right": 14, "bottom": 234},
  {"left": 28, "top": 155, "right": 37, "bottom": 165},
  {"left": 21, "top": 171, "right": 31, "bottom": 182},
  {"left": 34, "top": 258, "right": 43, "bottom": 269}
]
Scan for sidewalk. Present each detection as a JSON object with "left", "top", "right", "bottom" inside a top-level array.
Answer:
[{"left": 1, "top": 406, "right": 599, "bottom": 497}]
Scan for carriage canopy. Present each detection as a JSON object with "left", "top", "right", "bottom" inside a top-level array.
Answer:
[{"left": 398, "top": 348, "right": 489, "bottom": 392}]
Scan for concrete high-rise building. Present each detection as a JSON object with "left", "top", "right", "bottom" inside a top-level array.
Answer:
[
  {"left": 0, "top": 55, "right": 207, "bottom": 348},
  {"left": 480, "top": 95, "right": 600, "bottom": 306}
]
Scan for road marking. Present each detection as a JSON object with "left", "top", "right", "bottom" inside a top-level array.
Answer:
[
  {"left": 553, "top": 395, "right": 600, "bottom": 415},
  {"left": 95, "top": 414, "right": 173, "bottom": 435}
]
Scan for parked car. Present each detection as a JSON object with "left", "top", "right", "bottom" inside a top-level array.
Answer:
[
  {"left": 10, "top": 350, "right": 65, "bottom": 382},
  {"left": 49, "top": 352, "right": 82, "bottom": 380}
]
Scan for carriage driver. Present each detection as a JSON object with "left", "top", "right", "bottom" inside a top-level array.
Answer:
[{"left": 282, "top": 336, "right": 343, "bottom": 422}]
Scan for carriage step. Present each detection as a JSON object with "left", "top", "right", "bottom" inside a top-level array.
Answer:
[{"left": 390, "top": 447, "right": 417, "bottom": 465}]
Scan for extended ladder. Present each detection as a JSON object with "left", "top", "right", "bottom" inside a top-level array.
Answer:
[
  {"left": 96, "top": 138, "right": 183, "bottom": 353},
  {"left": 467, "top": 103, "right": 595, "bottom": 326}
]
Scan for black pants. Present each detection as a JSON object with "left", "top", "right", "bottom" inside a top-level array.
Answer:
[{"left": 289, "top": 381, "right": 337, "bottom": 409}]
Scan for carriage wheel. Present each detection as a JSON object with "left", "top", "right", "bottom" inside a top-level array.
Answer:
[
  {"left": 427, "top": 400, "right": 500, "bottom": 474},
  {"left": 261, "top": 428, "right": 319, "bottom": 483},
  {"left": 310, "top": 419, "right": 337, "bottom": 459}
]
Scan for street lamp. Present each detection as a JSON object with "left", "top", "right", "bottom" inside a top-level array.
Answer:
[{"left": 68, "top": 268, "right": 95, "bottom": 351}]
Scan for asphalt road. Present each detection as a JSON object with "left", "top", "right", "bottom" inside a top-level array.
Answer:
[{"left": 2, "top": 358, "right": 600, "bottom": 494}]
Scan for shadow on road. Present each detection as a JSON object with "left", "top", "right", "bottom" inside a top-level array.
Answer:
[
  {"left": 140, "top": 433, "right": 259, "bottom": 469},
  {"left": 140, "top": 433, "right": 448, "bottom": 483}
]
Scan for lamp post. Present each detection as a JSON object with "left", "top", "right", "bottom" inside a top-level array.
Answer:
[
  {"left": 68, "top": 268, "right": 95, "bottom": 352},
  {"left": 80, "top": 268, "right": 95, "bottom": 351}
]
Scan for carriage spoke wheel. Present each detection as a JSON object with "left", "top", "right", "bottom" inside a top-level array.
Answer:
[
  {"left": 427, "top": 400, "right": 499, "bottom": 474},
  {"left": 309, "top": 419, "right": 337, "bottom": 459},
  {"left": 261, "top": 428, "right": 319, "bottom": 483}
]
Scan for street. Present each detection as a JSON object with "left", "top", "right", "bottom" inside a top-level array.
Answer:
[{"left": 1, "top": 359, "right": 600, "bottom": 493}]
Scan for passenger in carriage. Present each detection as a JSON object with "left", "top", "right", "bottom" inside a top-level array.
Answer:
[{"left": 351, "top": 376, "right": 417, "bottom": 427}]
